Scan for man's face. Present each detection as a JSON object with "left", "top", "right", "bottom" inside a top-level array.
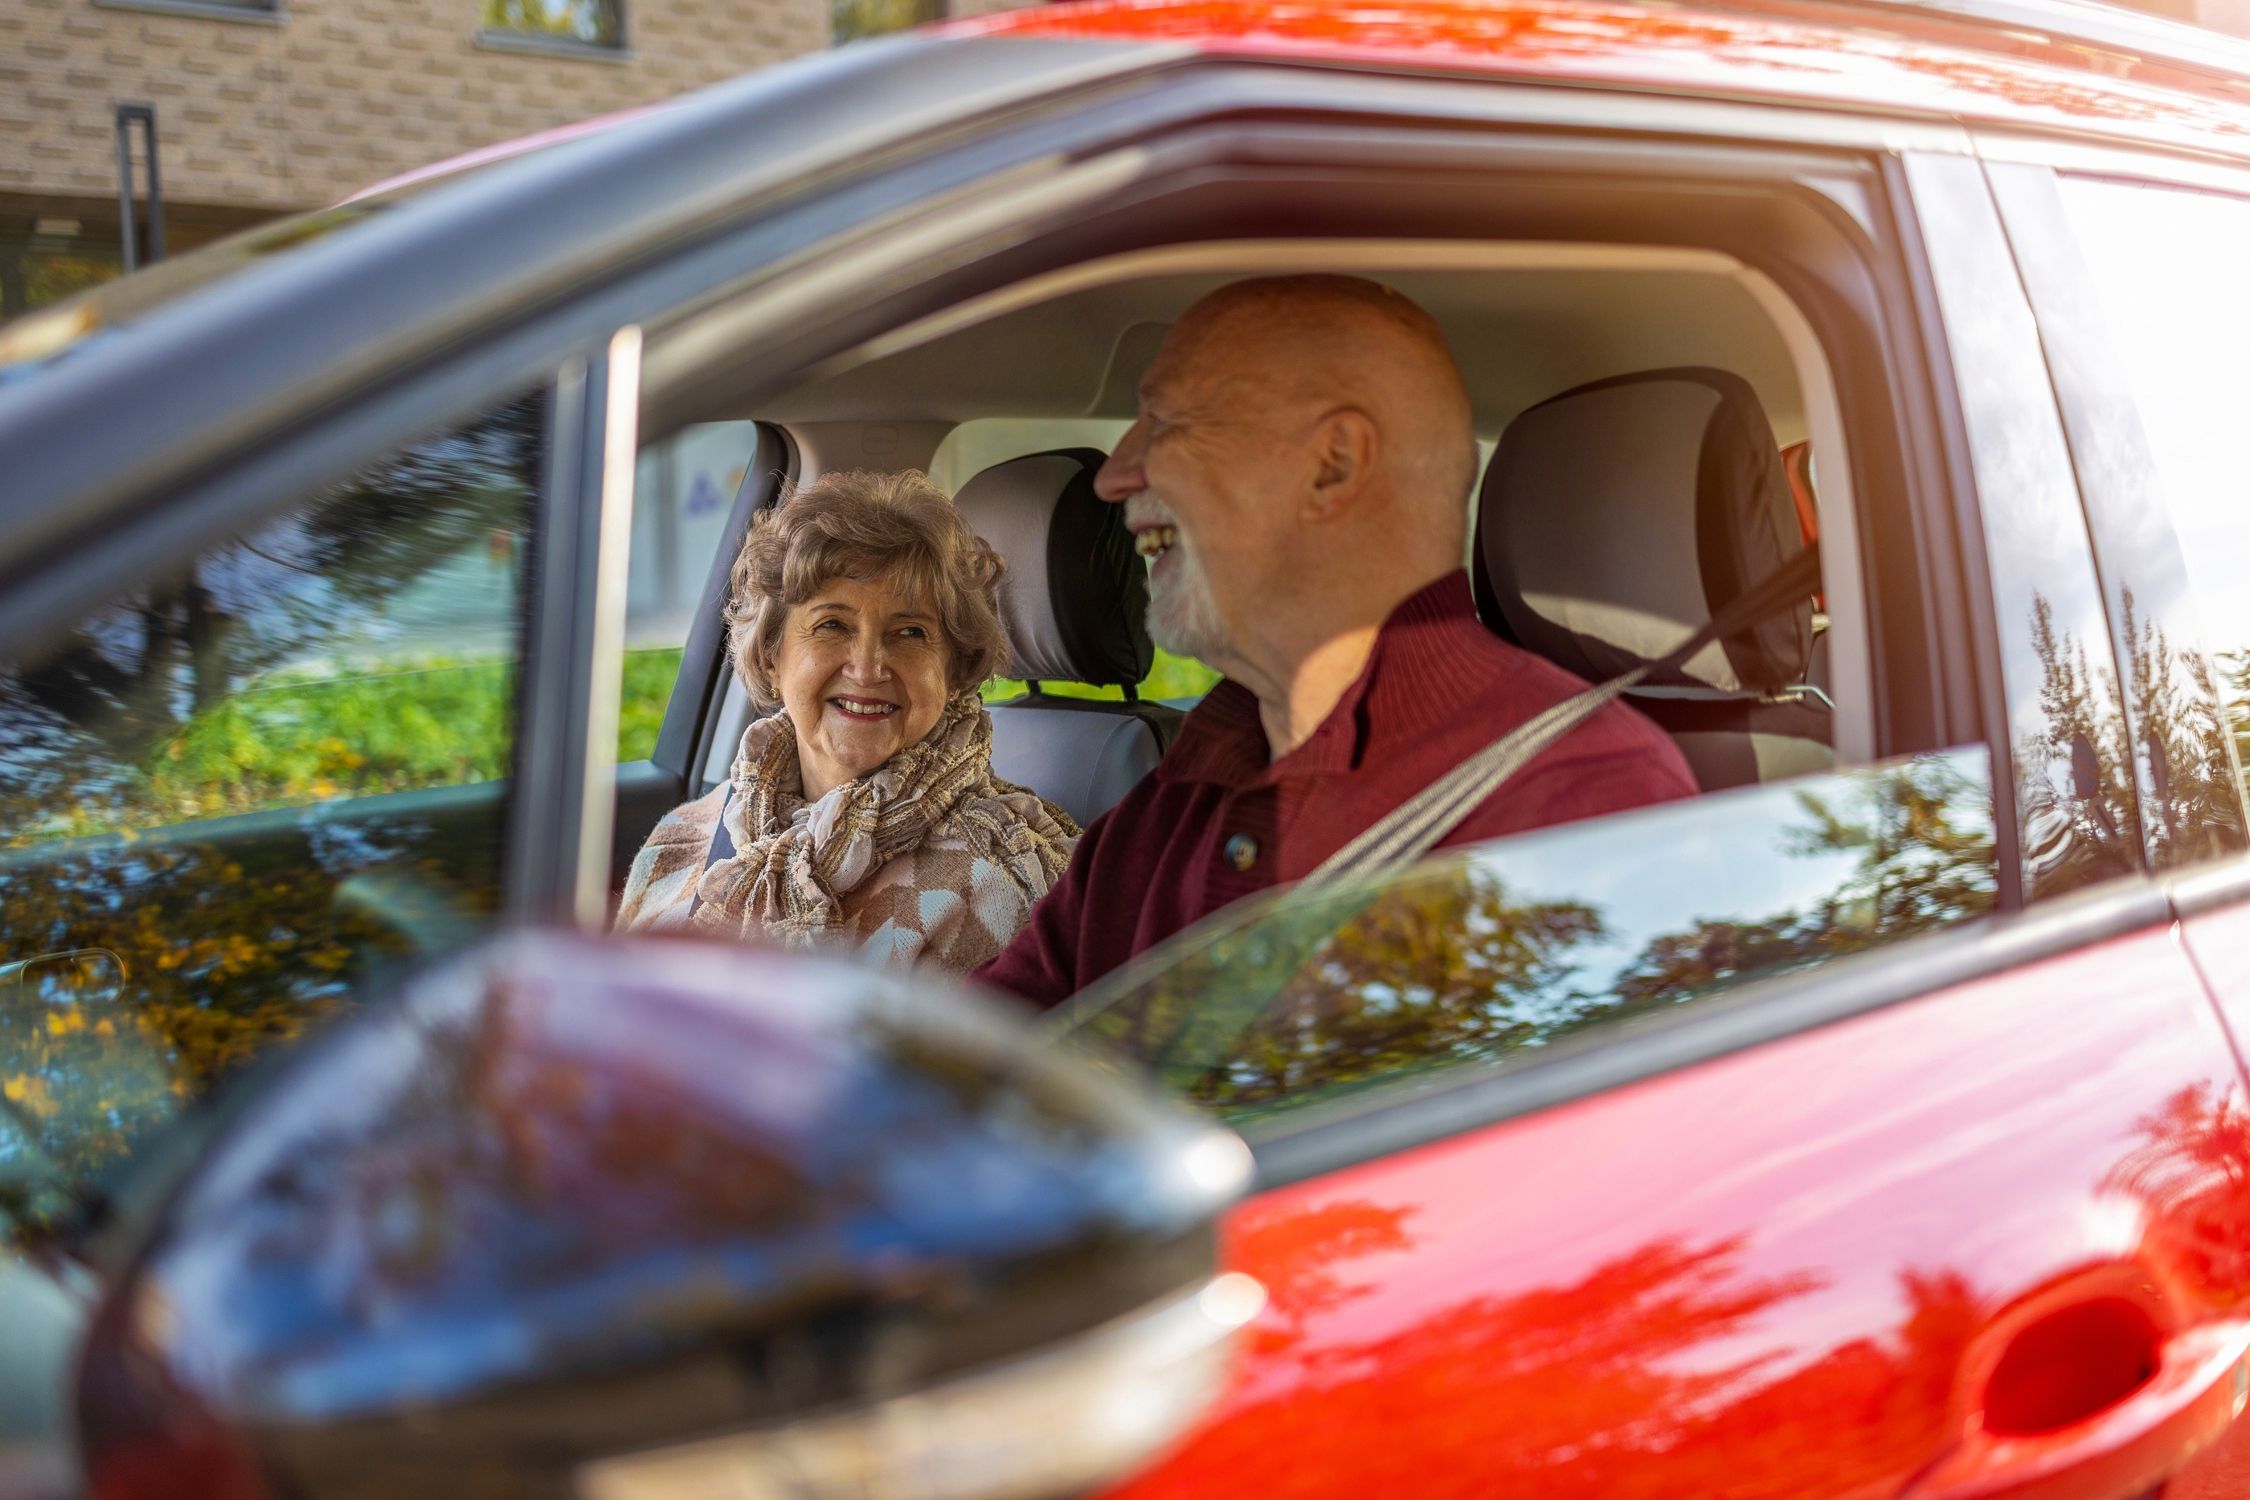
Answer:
[{"left": 1095, "top": 325, "right": 1301, "bottom": 669}]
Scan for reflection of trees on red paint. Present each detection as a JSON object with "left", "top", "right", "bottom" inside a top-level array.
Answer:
[
  {"left": 2104, "top": 1082, "right": 2250, "bottom": 1303},
  {"left": 1126, "top": 1211, "right": 1991, "bottom": 1500},
  {"left": 1225, "top": 1199, "right": 1416, "bottom": 1353}
]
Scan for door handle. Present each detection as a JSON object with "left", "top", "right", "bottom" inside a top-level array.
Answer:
[{"left": 1902, "top": 1313, "right": 2250, "bottom": 1500}]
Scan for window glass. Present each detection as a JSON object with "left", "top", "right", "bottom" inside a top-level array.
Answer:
[
  {"left": 931, "top": 417, "right": 1223, "bottom": 708},
  {"left": 621, "top": 421, "right": 760, "bottom": 761},
  {"left": 833, "top": 0, "right": 941, "bottom": 44},
  {"left": 1055, "top": 747, "right": 1997, "bottom": 1131},
  {"left": 2055, "top": 176, "right": 2250, "bottom": 825},
  {"left": 481, "top": 0, "right": 622, "bottom": 46},
  {"left": 0, "top": 393, "right": 542, "bottom": 1244}
]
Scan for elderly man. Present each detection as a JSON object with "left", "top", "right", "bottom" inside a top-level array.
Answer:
[{"left": 973, "top": 275, "right": 1695, "bottom": 1005}]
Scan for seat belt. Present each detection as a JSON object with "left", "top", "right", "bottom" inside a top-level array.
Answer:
[
  {"left": 686, "top": 784, "right": 739, "bottom": 918},
  {"left": 1302, "top": 543, "right": 1822, "bottom": 891}
]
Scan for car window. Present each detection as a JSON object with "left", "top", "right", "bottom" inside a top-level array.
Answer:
[
  {"left": 0, "top": 391, "right": 545, "bottom": 1244},
  {"left": 622, "top": 420, "right": 761, "bottom": 761},
  {"left": 1052, "top": 747, "right": 1997, "bottom": 1131},
  {"left": 2053, "top": 175, "right": 2250, "bottom": 831}
]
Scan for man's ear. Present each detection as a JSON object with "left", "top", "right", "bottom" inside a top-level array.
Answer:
[{"left": 1305, "top": 406, "right": 1378, "bottom": 519}]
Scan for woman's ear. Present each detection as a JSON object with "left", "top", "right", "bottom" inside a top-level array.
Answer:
[{"left": 1306, "top": 406, "right": 1378, "bottom": 520}]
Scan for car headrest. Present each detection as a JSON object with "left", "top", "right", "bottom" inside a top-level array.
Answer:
[
  {"left": 1477, "top": 368, "right": 1813, "bottom": 694},
  {"left": 954, "top": 448, "right": 1153, "bottom": 687}
]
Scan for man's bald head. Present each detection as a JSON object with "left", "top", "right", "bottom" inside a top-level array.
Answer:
[
  {"left": 1158, "top": 275, "right": 1479, "bottom": 526},
  {"left": 1094, "top": 274, "right": 1480, "bottom": 703}
]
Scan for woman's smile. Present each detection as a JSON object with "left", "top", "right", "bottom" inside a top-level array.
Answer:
[{"left": 775, "top": 572, "right": 953, "bottom": 799}]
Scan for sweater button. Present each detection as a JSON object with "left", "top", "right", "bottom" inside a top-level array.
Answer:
[{"left": 1223, "top": 833, "right": 1260, "bottom": 872}]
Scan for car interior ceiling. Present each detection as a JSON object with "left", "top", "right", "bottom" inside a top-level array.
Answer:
[{"left": 633, "top": 247, "right": 1854, "bottom": 839}]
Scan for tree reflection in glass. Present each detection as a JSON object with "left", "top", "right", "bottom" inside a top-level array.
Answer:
[
  {"left": 1061, "top": 747, "right": 1997, "bottom": 1125},
  {"left": 0, "top": 394, "right": 539, "bottom": 1246}
]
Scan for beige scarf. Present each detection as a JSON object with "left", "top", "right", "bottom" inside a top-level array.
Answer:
[{"left": 690, "top": 691, "right": 1070, "bottom": 947}]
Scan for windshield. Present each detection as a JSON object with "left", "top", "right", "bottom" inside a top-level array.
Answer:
[{"left": 1049, "top": 747, "right": 1998, "bottom": 1133}]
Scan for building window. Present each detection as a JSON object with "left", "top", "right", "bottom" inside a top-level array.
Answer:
[
  {"left": 481, "top": 0, "right": 623, "bottom": 49},
  {"left": 832, "top": 0, "right": 941, "bottom": 44}
]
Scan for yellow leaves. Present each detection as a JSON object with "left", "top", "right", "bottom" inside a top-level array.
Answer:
[
  {"left": 44, "top": 1008, "right": 86, "bottom": 1037},
  {"left": 3, "top": 1073, "right": 57, "bottom": 1120}
]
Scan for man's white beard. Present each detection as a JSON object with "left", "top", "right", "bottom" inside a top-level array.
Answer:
[{"left": 1146, "top": 539, "right": 1227, "bottom": 665}]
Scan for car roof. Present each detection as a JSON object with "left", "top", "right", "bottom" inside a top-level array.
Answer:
[{"left": 954, "top": 0, "right": 2250, "bottom": 153}]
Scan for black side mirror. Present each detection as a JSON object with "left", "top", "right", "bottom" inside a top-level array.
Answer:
[{"left": 73, "top": 933, "right": 1259, "bottom": 1500}]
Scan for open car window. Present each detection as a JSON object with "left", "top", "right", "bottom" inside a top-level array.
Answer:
[{"left": 1051, "top": 746, "right": 1998, "bottom": 1131}]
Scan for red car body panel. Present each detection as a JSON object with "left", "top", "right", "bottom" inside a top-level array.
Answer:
[
  {"left": 1106, "top": 924, "right": 2250, "bottom": 1497},
  {"left": 957, "top": 0, "right": 2250, "bottom": 155}
]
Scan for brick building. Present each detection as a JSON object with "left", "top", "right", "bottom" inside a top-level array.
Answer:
[{"left": 0, "top": 0, "right": 840, "bottom": 318}]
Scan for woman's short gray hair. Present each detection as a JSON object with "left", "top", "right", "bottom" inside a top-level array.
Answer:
[{"left": 726, "top": 469, "right": 1009, "bottom": 706}]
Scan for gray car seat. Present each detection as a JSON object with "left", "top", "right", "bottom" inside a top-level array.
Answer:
[
  {"left": 954, "top": 448, "right": 1183, "bottom": 827},
  {"left": 1474, "top": 367, "right": 1832, "bottom": 791}
]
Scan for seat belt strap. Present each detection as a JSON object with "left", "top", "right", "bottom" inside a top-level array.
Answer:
[
  {"left": 1304, "top": 543, "right": 1820, "bottom": 890},
  {"left": 686, "top": 784, "right": 738, "bottom": 917}
]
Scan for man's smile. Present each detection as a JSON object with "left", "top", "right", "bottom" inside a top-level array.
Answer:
[{"left": 1132, "top": 524, "right": 1181, "bottom": 560}]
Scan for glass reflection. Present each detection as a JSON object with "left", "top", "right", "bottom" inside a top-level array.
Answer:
[
  {"left": 0, "top": 395, "right": 540, "bottom": 1246},
  {"left": 1058, "top": 748, "right": 1996, "bottom": 1126},
  {"left": 2054, "top": 176, "right": 2250, "bottom": 861},
  {"left": 1906, "top": 153, "right": 2139, "bottom": 901}
]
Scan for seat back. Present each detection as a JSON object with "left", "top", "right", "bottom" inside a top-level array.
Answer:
[
  {"left": 1475, "top": 367, "right": 1830, "bottom": 790},
  {"left": 954, "top": 448, "right": 1179, "bottom": 826}
]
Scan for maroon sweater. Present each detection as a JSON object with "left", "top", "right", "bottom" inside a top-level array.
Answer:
[{"left": 973, "top": 573, "right": 1698, "bottom": 1007}]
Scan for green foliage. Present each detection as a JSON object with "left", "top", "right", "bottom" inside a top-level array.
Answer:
[
  {"left": 618, "top": 647, "right": 685, "bottom": 763},
  {"left": 831, "top": 0, "right": 937, "bottom": 43},
  {"left": 145, "top": 658, "right": 516, "bottom": 825},
  {"left": 983, "top": 647, "right": 1222, "bottom": 706}
]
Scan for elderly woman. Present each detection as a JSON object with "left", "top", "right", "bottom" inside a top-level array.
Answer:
[{"left": 617, "top": 470, "right": 1078, "bottom": 973}]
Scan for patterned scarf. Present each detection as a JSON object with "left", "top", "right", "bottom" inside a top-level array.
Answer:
[{"left": 690, "top": 691, "right": 1043, "bottom": 946}]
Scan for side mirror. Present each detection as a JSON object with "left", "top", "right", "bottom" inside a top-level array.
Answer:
[{"left": 74, "top": 933, "right": 1259, "bottom": 1500}]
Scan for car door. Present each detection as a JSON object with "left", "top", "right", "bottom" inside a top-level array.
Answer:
[
  {"left": 1029, "top": 149, "right": 2250, "bottom": 1498},
  {"left": 1980, "top": 137, "right": 2250, "bottom": 1497}
]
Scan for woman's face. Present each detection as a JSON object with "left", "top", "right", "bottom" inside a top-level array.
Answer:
[{"left": 773, "top": 572, "right": 954, "bottom": 800}]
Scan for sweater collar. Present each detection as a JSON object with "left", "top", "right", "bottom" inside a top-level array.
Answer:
[{"left": 1160, "top": 571, "right": 1487, "bottom": 789}]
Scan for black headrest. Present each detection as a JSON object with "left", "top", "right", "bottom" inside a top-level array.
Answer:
[
  {"left": 953, "top": 448, "right": 1152, "bottom": 687},
  {"left": 1476, "top": 368, "right": 1812, "bottom": 693}
]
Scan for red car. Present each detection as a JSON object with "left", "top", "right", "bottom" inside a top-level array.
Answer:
[{"left": 8, "top": 0, "right": 2250, "bottom": 1496}]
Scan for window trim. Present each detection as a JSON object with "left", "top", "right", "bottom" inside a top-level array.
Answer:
[
  {"left": 507, "top": 328, "right": 642, "bottom": 930},
  {"left": 1897, "top": 150, "right": 2143, "bottom": 906},
  {"left": 473, "top": 27, "right": 631, "bottom": 62},
  {"left": 91, "top": 0, "right": 281, "bottom": 24}
]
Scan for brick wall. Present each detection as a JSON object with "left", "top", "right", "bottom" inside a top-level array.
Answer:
[{"left": 0, "top": 0, "right": 828, "bottom": 219}]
